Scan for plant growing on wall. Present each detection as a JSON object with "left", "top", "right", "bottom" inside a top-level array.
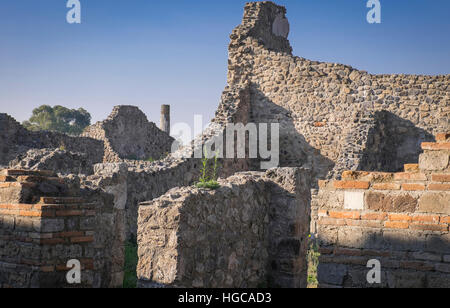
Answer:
[{"left": 195, "top": 148, "right": 220, "bottom": 190}]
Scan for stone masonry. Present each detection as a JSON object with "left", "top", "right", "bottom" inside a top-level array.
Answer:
[
  {"left": 137, "top": 168, "right": 311, "bottom": 288},
  {"left": 0, "top": 1, "right": 449, "bottom": 288},
  {"left": 0, "top": 169, "right": 125, "bottom": 288},
  {"left": 227, "top": 1, "right": 448, "bottom": 180},
  {"left": 82, "top": 106, "right": 175, "bottom": 163},
  {"left": 314, "top": 133, "right": 450, "bottom": 288}
]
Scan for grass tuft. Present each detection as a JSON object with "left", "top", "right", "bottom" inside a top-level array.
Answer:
[
  {"left": 123, "top": 240, "right": 138, "bottom": 288},
  {"left": 307, "top": 236, "right": 320, "bottom": 288}
]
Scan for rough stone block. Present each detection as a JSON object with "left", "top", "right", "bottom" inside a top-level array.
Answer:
[
  {"left": 365, "top": 192, "right": 417, "bottom": 213},
  {"left": 418, "top": 192, "right": 450, "bottom": 214},
  {"left": 419, "top": 152, "right": 449, "bottom": 171}
]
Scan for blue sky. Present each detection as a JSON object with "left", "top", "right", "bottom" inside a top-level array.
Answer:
[{"left": 0, "top": 0, "right": 449, "bottom": 128}]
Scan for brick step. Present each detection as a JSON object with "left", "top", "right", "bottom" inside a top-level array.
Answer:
[
  {"left": 404, "top": 164, "right": 419, "bottom": 172},
  {"left": 39, "top": 197, "right": 85, "bottom": 205},
  {"left": 422, "top": 142, "right": 450, "bottom": 151},
  {"left": 0, "top": 169, "right": 56, "bottom": 178}
]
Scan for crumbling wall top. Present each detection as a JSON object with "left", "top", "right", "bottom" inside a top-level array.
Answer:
[{"left": 230, "top": 1, "right": 292, "bottom": 54}]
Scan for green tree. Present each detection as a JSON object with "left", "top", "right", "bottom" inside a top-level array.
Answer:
[{"left": 23, "top": 105, "right": 91, "bottom": 136}]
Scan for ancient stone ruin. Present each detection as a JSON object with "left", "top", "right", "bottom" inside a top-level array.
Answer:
[{"left": 0, "top": 1, "right": 449, "bottom": 288}]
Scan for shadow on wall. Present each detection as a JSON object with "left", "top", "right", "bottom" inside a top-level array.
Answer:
[
  {"left": 249, "top": 87, "right": 335, "bottom": 183},
  {"left": 316, "top": 232, "right": 450, "bottom": 288},
  {"left": 359, "top": 111, "right": 435, "bottom": 172}
]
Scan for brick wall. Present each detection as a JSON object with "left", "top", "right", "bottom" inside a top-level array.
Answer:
[
  {"left": 314, "top": 133, "right": 450, "bottom": 287},
  {"left": 0, "top": 169, "right": 125, "bottom": 288}
]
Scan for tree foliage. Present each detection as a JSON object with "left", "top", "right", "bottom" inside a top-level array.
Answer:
[{"left": 22, "top": 105, "right": 91, "bottom": 136}]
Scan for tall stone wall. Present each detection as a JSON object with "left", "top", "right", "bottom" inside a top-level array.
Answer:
[
  {"left": 227, "top": 1, "right": 449, "bottom": 180},
  {"left": 82, "top": 106, "right": 175, "bottom": 163},
  {"left": 137, "top": 168, "right": 311, "bottom": 288},
  {"left": 314, "top": 133, "right": 450, "bottom": 288}
]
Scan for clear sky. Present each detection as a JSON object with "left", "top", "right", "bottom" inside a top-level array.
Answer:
[{"left": 0, "top": 0, "right": 449, "bottom": 128}]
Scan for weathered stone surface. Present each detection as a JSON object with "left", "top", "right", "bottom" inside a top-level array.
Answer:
[
  {"left": 419, "top": 152, "right": 449, "bottom": 171},
  {"left": 365, "top": 192, "right": 417, "bottom": 213},
  {"left": 82, "top": 106, "right": 175, "bottom": 163},
  {"left": 317, "top": 263, "right": 347, "bottom": 286},
  {"left": 418, "top": 192, "right": 450, "bottom": 214},
  {"left": 9, "top": 148, "right": 94, "bottom": 175},
  {"left": 0, "top": 113, "right": 104, "bottom": 167},
  {"left": 137, "top": 168, "right": 311, "bottom": 288}
]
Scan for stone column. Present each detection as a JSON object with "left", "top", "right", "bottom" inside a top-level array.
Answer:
[{"left": 160, "top": 105, "right": 170, "bottom": 134}]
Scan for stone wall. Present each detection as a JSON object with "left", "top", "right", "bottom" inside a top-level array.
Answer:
[
  {"left": 0, "top": 169, "right": 125, "bottom": 288},
  {"left": 314, "top": 133, "right": 450, "bottom": 288},
  {"left": 227, "top": 1, "right": 449, "bottom": 180},
  {"left": 121, "top": 84, "right": 254, "bottom": 238},
  {"left": 0, "top": 113, "right": 104, "bottom": 169},
  {"left": 137, "top": 168, "right": 311, "bottom": 288},
  {"left": 82, "top": 106, "right": 175, "bottom": 163}
]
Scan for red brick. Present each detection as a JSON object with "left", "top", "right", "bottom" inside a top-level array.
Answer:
[
  {"left": 0, "top": 182, "right": 22, "bottom": 188},
  {"left": 40, "top": 266, "right": 55, "bottom": 273},
  {"left": 384, "top": 221, "right": 409, "bottom": 229},
  {"left": 329, "top": 211, "right": 361, "bottom": 220},
  {"left": 40, "top": 210, "right": 55, "bottom": 218},
  {"left": 394, "top": 173, "right": 427, "bottom": 181},
  {"left": 422, "top": 142, "right": 450, "bottom": 150},
  {"left": 333, "top": 181, "right": 370, "bottom": 190},
  {"left": 372, "top": 183, "right": 401, "bottom": 190},
  {"left": 412, "top": 215, "right": 440, "bottom": 223},
  {"left": 432, "top": 174, "right": 450, "bottom": 182},
  {"left": 441, "top": 216, "right": 450, "bottom": 224},
  {"left": 388, "top": 214, "right": 412, "bottom": 222},
  {"left": 55, "top": 210, "right": 83, "bottom": 217},
  {"left": 40, "top": 238, "right": 65, "bottom": 245},
  {"left": 56, "top": 265, "right": 70, "bottom": 272},
  {"left": 404, "top": 164, "right": 419, "bottom": 172},
  {"left": 400, "top": 261, "right": 434, "bottom": 271},
  {"left": 402, "top": 183, "right": 426, "bottom": 191},
  {"left": 318, "top": 217, "right": 346, "bottom": 226},
  {"left": 361, "top": 212, "right": 387, "bottom": 221},
  {"left": 57, "top": 231, "right": 85, "bottom": 238},
  {"left": 19, "top": 210, "right": 42, "bottom": 217},
  {"left": 15, "top": 204, "right": 33, "bottom": 210},
  {"left": 428, "top": 184, "right": 450, "bottom": 191}
]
